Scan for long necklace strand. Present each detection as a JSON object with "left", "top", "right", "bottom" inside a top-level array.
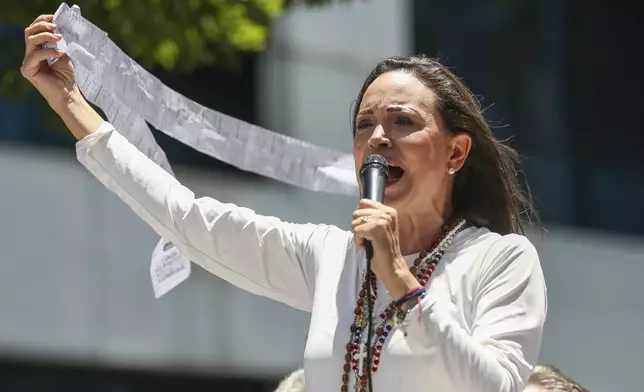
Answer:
[{"left": 340, "top": 218, "right": 467, "bottom": 392}]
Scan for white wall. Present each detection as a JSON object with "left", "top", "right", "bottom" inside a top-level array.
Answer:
[{"left": 0, "top": 143, "right": 643, "bottom": 390}]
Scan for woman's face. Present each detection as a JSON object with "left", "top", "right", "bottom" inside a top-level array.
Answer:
[{"left": 353, "top": 71, "right": 470, "bottom": 213}]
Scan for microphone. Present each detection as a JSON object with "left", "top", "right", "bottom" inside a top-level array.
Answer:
[
  {"left": 360, "top": 154, "right": 389, "bottom": 259},
  {"left": 358, "top": 154, "right": 389, "bottom": 392},
  {"left": 360, "top": 154, "right": 389, "bottom": 201}
]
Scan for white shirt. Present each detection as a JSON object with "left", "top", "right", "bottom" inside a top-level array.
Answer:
[{"left": 76, "top": 124, "right": 547, "bottom": 392}]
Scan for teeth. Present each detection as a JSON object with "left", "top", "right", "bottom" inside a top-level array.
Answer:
[{"left": 387, "top": 165, "right": 404, "bottom": 182}]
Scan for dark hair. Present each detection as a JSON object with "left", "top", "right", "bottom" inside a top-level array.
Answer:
[
  {"left": 352, "top": 55, "right": 536, "bottom": 235},
  {"left": 528, "top": 365, "right": 589, "bottom": 392}
]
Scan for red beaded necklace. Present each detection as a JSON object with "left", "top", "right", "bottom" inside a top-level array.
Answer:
[{"left": 340, "top": 218, "right": 467, "bottom": 392}]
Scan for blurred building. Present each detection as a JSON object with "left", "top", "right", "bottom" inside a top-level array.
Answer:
[{"left": 0, "top": 0, "right": 642, "bottom": 390}]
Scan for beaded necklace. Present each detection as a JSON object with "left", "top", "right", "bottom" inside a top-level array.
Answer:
[{"left": 341, "top": 218, "right": 468, "bottom": 392}]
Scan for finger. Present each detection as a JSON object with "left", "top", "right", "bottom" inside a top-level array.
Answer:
[
  {"left": 352, "top": 223, "right": 377, "bottom": 248},
  {"left": 30, "top": 15, "right": 54, "bottom": 26},
  {"left": 358, "top": 198, "right": 385, "bottom": 209},
  {"left": 27, "top": 32, "right": 62, "bottom": 48},
  {"left": 21, "top": 48, "right": 65, "bottom": 75},
  {"left": 352, "top": 210, "right": 389, "bottom": 229},
  {"left": 353, "top": 229, "right": 366, "bottom": 247},
  {"left": 351, "top": 219, "right": 377, "bottom": 236},
  {"left": 28, "top": 48, "right": 65, "bottom": 65},
  {"left": 25, "top": 21, "right": 57, "bottom": 42},
  {"left": 30, "top": 14, "right": 54, "bottom": 26},
  {"left": 351, "top": 218, "right": 366, "bottom": 231},
  {"left": 352, "top": 208, "right": 380, "bottom": 220}
]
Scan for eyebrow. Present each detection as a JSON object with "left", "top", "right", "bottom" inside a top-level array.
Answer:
[{"left": 358, "top": 105, "right": 415, "bottom": 116}]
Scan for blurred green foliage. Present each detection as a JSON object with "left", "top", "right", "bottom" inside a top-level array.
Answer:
[{"left": 0, "top": 0, "right": 341, "bottom": 101}]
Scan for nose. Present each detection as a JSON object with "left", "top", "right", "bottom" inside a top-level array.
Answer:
[{"left": 368, "top": 125, "right": 392, "bottom": 149}]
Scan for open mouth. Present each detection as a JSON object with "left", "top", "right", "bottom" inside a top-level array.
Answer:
[{"left": 386, "top": 165, "right": 405, "bottom": 185}]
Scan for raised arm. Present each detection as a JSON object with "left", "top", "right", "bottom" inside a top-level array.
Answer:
[
  {"left": 401, "top": 234, "right": 547, "bottom": 392},
  {"left": 80, "top": 124, "right": 325, "bottom": 310},
  {"left": 20, "top": 14, "right": 330, "bottom": 311}
]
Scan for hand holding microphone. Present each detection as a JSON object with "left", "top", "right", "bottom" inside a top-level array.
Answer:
[
  {"left": 352, "top": 155, "right": 418, "bottom": 300},
  {"left": 352, "top": 155, "right": 422, "bottom": 392},
  {"left": 353, "top": 154, "right": 392, "bottom": 259}
]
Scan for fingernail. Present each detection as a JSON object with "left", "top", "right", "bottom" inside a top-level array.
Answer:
[{"left": 54, "top": 33, "right": 62, "bottom": 38}]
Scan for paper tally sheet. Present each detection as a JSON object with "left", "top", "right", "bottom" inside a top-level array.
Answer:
[{"left": 47, "top": 3, "right": 358, "bottom": 298}]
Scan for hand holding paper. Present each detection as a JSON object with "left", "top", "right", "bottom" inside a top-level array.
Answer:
[{"left": 20, "top": 14, "right": 78, "bottom": 114}]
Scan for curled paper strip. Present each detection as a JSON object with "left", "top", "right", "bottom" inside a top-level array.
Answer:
[
  {"left": 49, "top": 3, "right": 358, "bottom": 298},
  {"left": 50, "top": 3, "right": 359, "bottom": 196}
]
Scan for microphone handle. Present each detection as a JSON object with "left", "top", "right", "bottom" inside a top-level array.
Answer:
[
  {"left": 360, "top": 164, "right": 386, "bottom": 392},
  {"left": 365, "top": 240, "right": 374, "bottom": 261},
  {"left": 364, "top": 239, "right": 375, "bottom": 392}
]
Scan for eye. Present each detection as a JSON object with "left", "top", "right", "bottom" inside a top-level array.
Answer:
[
  {"left": 356, "top": 119, "right": 373, "bottom": 130},
  {"left": 394, "top": 116, "right": 414, "bottom": 126}
]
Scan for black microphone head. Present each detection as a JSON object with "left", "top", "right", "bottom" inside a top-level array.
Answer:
[
  {"left": 360, "top": 154, "right": 389, "bottom": 202},
  {"left": 360, "top": 154, "right": 389, "bottom": 176}
]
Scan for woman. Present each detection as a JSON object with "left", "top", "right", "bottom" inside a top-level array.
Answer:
[{"left": 21, "top": 14, "right": 547, "bottom": 392}]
